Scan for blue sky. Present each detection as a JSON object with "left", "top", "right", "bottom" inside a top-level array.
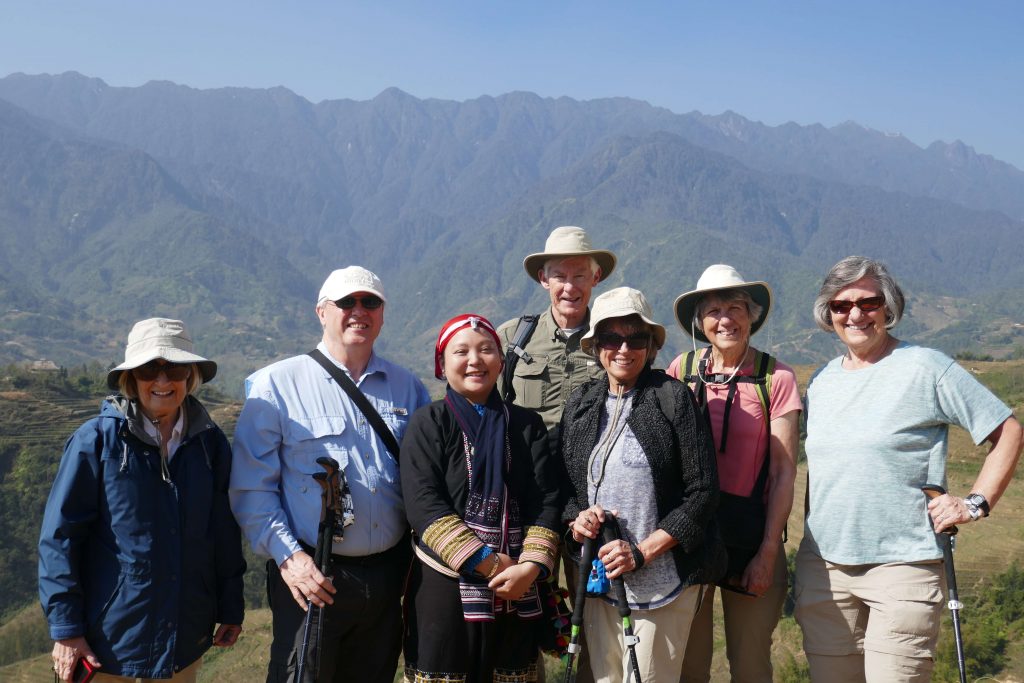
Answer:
[{"left": 2, "top": 1, "right": 1022, "bottom": 168}]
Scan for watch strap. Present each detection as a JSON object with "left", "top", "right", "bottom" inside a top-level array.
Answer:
[{"left": 965, "top": 492, "right": 990, "bottom": 518}]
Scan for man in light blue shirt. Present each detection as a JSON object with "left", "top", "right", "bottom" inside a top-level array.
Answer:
[{"left": 230, "top": 265, "right": 430, "bottom": 683}]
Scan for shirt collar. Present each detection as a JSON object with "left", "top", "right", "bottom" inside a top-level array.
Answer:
[
  {"left": 547, "top": 307, "right": 591, "bottom": 342},
  {"left": 142, "top": 408, "right": 184, "bottom": 445},
  {"left": 315, "top": 342, "right": 388, "bottom": 380}
]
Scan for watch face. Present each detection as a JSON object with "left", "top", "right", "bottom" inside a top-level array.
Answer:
[{"left": 966, "top": 494, "right": 990, "bottom": 515}]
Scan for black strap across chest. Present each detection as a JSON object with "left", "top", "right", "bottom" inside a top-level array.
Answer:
[
  {"left": 307, "top": 349, "right": 400, "bottom": 459},
  {"left": 501, "top": 314, "right": 539, "bottom": 405}
]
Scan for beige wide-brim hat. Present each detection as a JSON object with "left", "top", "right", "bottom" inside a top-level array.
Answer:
[
  {"left": 522, "top": 226, "right": 617, "bottom": 283},
  {"left": 106, "top": 318, "right": 217, "bottom": 389},
  {"left": 580, "top": 287, "right": 666, "bottom": 356},
  {"left": 673, "top": 264, "right": 773, "bottom": 344}
]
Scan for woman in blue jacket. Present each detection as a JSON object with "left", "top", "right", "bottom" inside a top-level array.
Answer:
[{"left": 39, "top": 318, "right": 246, "bottom": 682}]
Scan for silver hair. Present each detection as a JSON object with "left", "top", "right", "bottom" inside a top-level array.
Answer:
[
  {"left": 813, "top": 255, "right": 905, "bottom": 331},
  {"left": 693, "top": 290, "right": 764, "bottom": 328},
  {"left": 542, "top": 255, "right": 600, "bottom": 278}
]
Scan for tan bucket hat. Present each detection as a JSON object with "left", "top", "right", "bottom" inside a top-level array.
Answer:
[
  {"left": 106, "top": 318, "right": 217, "bottom": 389},
  {"left": 673, "top": 264, "right": 773, "bottom": 344},
  {"left": 522, "top": 226, "right": 617, "bottom": 283},
  {"left": 581, "top": 287, "right": 666, "bottom": 356}
]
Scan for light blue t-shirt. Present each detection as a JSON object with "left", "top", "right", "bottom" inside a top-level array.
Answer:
[{"left": 804, "top": 343, "right": 1010, "bottom": 565}]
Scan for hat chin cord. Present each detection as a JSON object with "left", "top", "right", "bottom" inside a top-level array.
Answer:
[{"left": 691, "top": 315, "right": 747, "bottom": 386}]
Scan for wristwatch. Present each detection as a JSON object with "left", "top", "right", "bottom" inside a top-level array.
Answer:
[{"left": 963, "top": 493, "right": 990, "bottom": 520}]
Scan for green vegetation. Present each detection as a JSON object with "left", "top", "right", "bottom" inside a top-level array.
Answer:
[
  {"left": 2, "top": 360, "right": 1023, "bottom": 680},
  {"left": 933, "top": 563, "right": 1024, "bottom": 681}
]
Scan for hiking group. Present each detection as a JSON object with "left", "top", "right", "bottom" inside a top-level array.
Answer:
[{"left": 39, "top": 226, "right": 1023, "bottom": 683}]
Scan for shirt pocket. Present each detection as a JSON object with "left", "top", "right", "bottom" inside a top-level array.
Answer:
[
  {"left": 284, "top": 415, "right": 351, "bottom": 476},
  {"left": 586, "top": 358, "right": 606, "bottom": 381},
  {"left": 379, "top": 404, "right": 412, "bottom": 442},
  {"left": 617, "top": 433, "right": 650, "bottom": 469},
  {"left": 512, "top": 357, "right": 549, "bottom": 410}
]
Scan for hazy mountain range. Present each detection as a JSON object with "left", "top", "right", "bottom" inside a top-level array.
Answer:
[{"left": 1, "top": 71, "right": 1022, "bottom": 389}]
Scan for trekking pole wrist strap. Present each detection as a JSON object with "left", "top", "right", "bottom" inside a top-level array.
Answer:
[{"left": 630, "top": 543, "right": 645, "bottom": 570}]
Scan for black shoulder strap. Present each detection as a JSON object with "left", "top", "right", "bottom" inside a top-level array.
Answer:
[
  {"left": 501, "top": 314, "right": 539, "bottom": 405},
  {"left": 307, "top": 349, "right": 401, "bottom": 459}
]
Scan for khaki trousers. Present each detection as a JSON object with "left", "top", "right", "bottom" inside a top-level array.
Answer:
[
  {"left": 680, "top": 541, "right": 788, "bottom": 682},
  {"left": 92, "top": 657, "right": 201, "bottom": 683},
  {"left": 794, "top": 543, "right": 944, "bottom": 683},
  {"left": 584, "top": 584, "right": 702, "bottom": 683}
]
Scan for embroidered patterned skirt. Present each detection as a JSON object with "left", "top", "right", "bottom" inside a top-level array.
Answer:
[{"left": 404, "top": 560, "right": 539, "bottom": 683}]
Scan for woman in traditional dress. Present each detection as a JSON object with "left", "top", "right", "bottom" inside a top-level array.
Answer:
[{"left": 401, "top": 313, "right": 561, "bottom": 682}]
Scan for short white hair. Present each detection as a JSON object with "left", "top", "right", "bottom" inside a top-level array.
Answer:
[{"left": 542, "top": 255, "right": 599, "bottom": 278}]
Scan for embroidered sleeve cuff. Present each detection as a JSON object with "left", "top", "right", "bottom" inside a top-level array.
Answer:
[
  {"left": 519, "top": 525, "right": 559, "bottom": 573},
  {"left": 422, "top": 514, "right": 485, "bottom": 573},
  {"left": 461, "top": 545, "right": 493, "bottom": 577}
]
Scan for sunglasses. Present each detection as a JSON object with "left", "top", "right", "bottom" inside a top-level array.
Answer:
[
  {"left": 827, "top": 296, "right": 885, "bottom": 315},
  {"left": 596, "top": 332, "right": 651, "bottom": 351},
  {"left": 332, "top": 295, "right": 384, "bottom": 310},
  {"left": 132, "top": 361, "right": 191, "bottom": 382}
]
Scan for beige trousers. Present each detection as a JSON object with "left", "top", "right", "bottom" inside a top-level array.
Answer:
[
  {"left": 680, "top": 541, "right": 788, "bottom": 682},
  {"left": 794, "top": 543, "right": 945, "bottom": 683},
  {"left": 584, "top": 584, "right": 703, "bottom": 683},
  {"left": 92, "top": 657, "right": 201, "bottom": 683}
]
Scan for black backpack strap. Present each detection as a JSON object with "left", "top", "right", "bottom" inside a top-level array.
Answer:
[
  {"left": 307, "top": 350, "right": 401, "bottom": 459},
  {"left": 501, "top": 315, "right": 539, "bottom": 405},
  {"left": 682, "top": 347, "right": 713, "bottom": 439}
]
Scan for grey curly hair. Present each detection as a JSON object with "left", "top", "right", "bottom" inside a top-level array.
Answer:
[{"left": 813, "top": 256, "right": 905, "bottom": 332}]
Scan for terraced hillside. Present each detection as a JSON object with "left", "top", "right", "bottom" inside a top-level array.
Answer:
[{"left": 1, "top": 361, "right": 1022, "bottom": 681}]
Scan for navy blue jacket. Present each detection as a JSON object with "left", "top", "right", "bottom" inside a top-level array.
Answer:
[{"left": 38, "top": 395, "right": 246, "bottom": 679}]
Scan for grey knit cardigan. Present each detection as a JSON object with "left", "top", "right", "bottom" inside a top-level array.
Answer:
[{"left": 559, "top": 368, "right": 727, "bottom": 587}]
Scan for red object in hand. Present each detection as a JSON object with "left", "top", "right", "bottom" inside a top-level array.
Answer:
[{"left": 71, "top": 657, "right": 98, "bottom": 683}]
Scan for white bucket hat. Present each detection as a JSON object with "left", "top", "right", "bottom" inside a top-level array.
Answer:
[
  {"left": 522, "top": 226, "right": 617, "bottom": 283},
  {"left": 581, "top": 287, "right": 666, "bottom": 356},
  {"left": 317, "top": 266, "right": 387, "bottom": 305},
  {"left": 673, "top": 264, "right": 773, "bottom": 344},
  {"left": 106, "top": 318, "right": 217, "bottom": 389}
]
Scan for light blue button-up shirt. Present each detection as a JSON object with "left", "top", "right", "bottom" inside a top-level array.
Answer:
[{"left": 229, "top": 343, "right": 431, "bottom": 564}]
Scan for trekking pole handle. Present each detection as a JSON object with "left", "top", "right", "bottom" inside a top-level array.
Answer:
[
  {"left": 573, "top": 534, "right": 598, "bottom": 627},
  {"left": 922, "top": 484, "right": 959, "bottom": 536},
  {"left": 599, "top": 513, "right": 633, "bottom": 618}
]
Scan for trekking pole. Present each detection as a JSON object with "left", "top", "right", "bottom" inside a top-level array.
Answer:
[
  {"left": 922, "top": 484, "right": 967, "bottom": 683},
  {"left": 600, "top": 513, "right": 642, "bottom": 683},
  {"left": 563, "top": 532, "right": 599, "bottom": 683},
  {"left": 296, "top": 457, "right": 342, "bottom": 683}
]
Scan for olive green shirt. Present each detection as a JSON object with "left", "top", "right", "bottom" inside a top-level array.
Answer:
[{"left": 497, "top": 308, "right": 605, "bottom": 432}]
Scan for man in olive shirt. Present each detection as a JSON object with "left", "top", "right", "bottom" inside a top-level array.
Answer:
[
  {"left": 497, "top": 226, "right": 617, "bottom": 431},
  {"left": 497, "top": 226, "right": 616, "bottom": 683}
]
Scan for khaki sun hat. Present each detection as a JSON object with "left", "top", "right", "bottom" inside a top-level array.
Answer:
[
  {"left": 581, "top": 287, "right": 666, "bottom": 356},
  {"left": 106, "top": 318, "right": 217, "bottom": 389},
  {"left": 522, "top": 226, "right": 617, "bottom": 283},
  {"left": 673, "top": 264, "right": 773, "bottom": 344},
  {"left": 317, "top": 265, "right": 387, "bottom": 305}
]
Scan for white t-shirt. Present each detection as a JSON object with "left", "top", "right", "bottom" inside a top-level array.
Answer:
[{"left": 804, "top": 343, "right": 1010, "bottom": 565}]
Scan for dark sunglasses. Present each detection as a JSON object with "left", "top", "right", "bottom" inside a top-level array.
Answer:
[
  {"left": 333, "top": 295, "right": 384, "bottom": 310},
  {"left": 827, "top": 296, "right": 885, "bottom": 315},
  {"left": 596, "top": 332, "right": 651, "bottom": 351},
  {"left": 132, "top": 361, "right": 191, "bottom": 382}
]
